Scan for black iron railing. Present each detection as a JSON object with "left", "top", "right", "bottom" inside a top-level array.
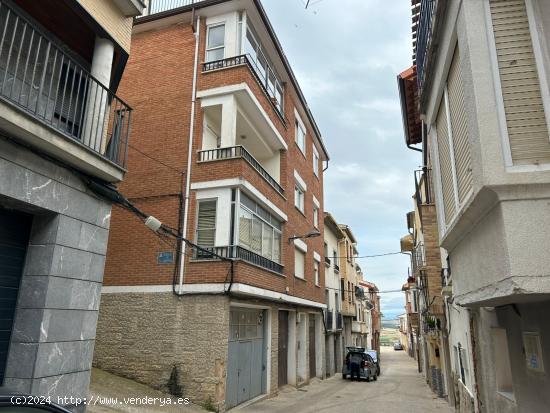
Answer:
[
  {"left": 198, "top": 145, "right": 284, "bottom": 195},
  {"left": 412, "top": 242, "right": 426, "bottom": 275},
  {"left": 325, "top": 256, "right": 331, "bottom": 266},
  {"left": 0, "top": 1, "right": 131, "bottom": 168},
  {"left": 336, "top": 312, "right": 343, "bottom": 330},
  {"left": 202, "top": 54, "right": 285, "bottom": 120},
  {"left": 416, "top": 0, "right": 436, "bottom": 94},
  {"left": 441, "top": 267, "right": 450, "bottom": 287},
  {"left": 325, "top": 309, "right": 334, "bottom": 330},
  {"left": 334, "top": 264, "right": 340, "bottom": 273},
  {"left": 192, "top": 245, "right": 284, "bottom": 274}
]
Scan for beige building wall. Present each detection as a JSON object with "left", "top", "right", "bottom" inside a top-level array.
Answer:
[{"left": 78, "top": 0, "right": 134, "bottom": 52}]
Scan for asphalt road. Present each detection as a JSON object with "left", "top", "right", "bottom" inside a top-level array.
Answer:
[{"left": 238, "top": 346, "right": 453, "bottom": 413}]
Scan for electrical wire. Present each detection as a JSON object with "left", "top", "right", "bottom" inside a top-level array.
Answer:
[{"left": 129, "top": 144, "right": 185, "bottom": 175}]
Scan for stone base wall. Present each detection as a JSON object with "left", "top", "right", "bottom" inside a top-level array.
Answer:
[
  {"left": 94, "top": 293, "right": 230, "bottom": 408},
  {"left": 453, "top": 375, "right": 475, "bottom": 413},
  {"left": 94, "top": 292, "right": 324, "bottom": 411}
]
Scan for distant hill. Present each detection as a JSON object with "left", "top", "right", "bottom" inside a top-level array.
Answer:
[{"left": 381, "top": 319, "right": 399, "bottom": 328}]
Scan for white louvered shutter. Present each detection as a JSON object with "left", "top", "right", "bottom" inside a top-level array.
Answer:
[
  {"left": 490, "top": 0, "right": 550, "bottom": 165},
  {"left": 436, "top": 97, "right": 456, "bottom": 225},
  {"left": 447, "top": 48, "right": 473, "bottom": 203},
  {"left": 197, "top": 200, "right": 216, "bottom": 247}
]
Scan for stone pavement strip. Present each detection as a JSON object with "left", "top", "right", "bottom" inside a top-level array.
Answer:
[
  {"left": 87, "top": 368, "right": 205, "bottom": 413},
  {"left": 238, "top": 347, "right": 453, "bottom": 413}
]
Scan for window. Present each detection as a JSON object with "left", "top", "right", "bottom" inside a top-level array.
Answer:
[
  {"left": 294, "top": 186, "right": 305, "bottom": 213},
  {"left": 238, "top": 192, "right": 282, "bottom": 263},
  {"left": 314, "top": 261, "right": 319, "bottom": 286},
  {"left": 296, "top": 118, "right": 306, "bottom": 155},
  {"left": 313, "top": 146, "right": 320, "bottom": 176},
  {"left": 313, "top": 205, "right": 319, "bottom": 228},
  {"left": 294, "top": 247, "right": 305, "bottom": 279},
  {"left": 196, "top": 200, "right": 217, "bottom": 247},
  {"left": 244, "top": 24, "right": 284, "bottom": 111},
  {"left": 333, "top": 249, "right": 339, "bottom": 268},
  {"left": 206, "top": 24, "right": 225, "bottom": 62}
]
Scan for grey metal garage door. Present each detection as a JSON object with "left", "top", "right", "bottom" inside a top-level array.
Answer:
[
  {"left": 226, "top": 308, "right": 266, "bottom": 409},
  {"left": 0, "top": 208, "right": 32, "bottom": 383}
]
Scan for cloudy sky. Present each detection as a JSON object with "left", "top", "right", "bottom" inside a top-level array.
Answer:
[{"left": 262, "top": 0, "right": 421, "bottom": 319}]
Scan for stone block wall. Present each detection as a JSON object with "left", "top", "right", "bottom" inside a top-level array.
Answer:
[{"left": 0, "top": 137, "right": 112, "bottom": 406}]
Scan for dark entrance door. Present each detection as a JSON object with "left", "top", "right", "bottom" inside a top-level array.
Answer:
[
  {"left": 309, "top": 314, "right": 316, "bottom": 379},
  {"left": 278, "top": 311, "right": 288, "bottom": 387},
  {"left": 0, "top": 208, "right": 32, "bottom": 382}
]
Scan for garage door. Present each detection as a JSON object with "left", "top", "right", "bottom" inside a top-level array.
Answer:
[
  {"left": 226, "top": 308, "right": 266, "bottom": 409},
  {"left": 0, "top": 208, "right": 32, "bottom": 383}
]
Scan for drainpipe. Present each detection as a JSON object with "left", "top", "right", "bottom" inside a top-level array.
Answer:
[{"left": 178, "top": 15, "right": 201, "bottom": 295}]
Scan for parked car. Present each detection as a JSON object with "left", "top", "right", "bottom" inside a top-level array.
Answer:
[
  {"left": 365, "top": 349, "right": 380, "bottom": 376},
  {"left": 393, "top": 341, "right": 404, "bottom": 351},
  {"left": 342, "top": 347, "right": 377, "bottom": 381}
]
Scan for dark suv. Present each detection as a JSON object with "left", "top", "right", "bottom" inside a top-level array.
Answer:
[{"left": 342, "top": 347, "right": 377, "bottom": 381}]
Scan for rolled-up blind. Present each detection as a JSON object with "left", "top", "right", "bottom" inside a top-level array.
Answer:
[
  {"left": 197, "top": 200, "right": 216, "bottom": 247},
  {"left": 490, "top": 0, "right": 550, "bottom": 165},
  {"left": 436, "top": 97, "right": 456, "bottom": 225}
]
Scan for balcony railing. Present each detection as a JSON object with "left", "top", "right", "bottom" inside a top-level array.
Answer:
[
  {"left": 334, "top": 264, "right": 340, "bottom": 273},
  {"left": 0, "top": 1, "right": 131, "bottom": 168},
  {"left": 141, "top": 0, "right": 206, "bottom": 16},
  {"left": 198, "top": 145, "right": 284, "bottom": 195},
  {"left": 325, "top": 256, "right": 331, "bottom": 267},
  {"left": 416, "top": 0, "right": 436, "bottom": 94},
  {"left": 192, "top": 245, "right": 284, "bottom": 274},
  {"left": 325, "top": 309, "right": 334, "bottom": 330},
  {"left": 336, "top": 312, "right": 343, "bottom": 330},
  {"left": 412, "top": 242, "right": 426, "bottom": 275},
  {"left": 202, "top": 54, "right": 285, "bottom": 121}
]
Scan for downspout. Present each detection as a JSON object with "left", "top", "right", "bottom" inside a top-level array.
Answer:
[{"left": 178, "top": 14, "right": 201, "bottom": 295}]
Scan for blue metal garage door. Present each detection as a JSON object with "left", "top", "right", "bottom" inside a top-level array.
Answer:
[
  {"left": 0, "top": 208, "right": 32, "bottom": 383},
  {"left": 226, "top": 308, "right": 266, "bottom": 409}
]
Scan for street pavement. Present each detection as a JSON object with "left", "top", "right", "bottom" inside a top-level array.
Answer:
[{"left": 238, "top": 346, "right": 453, "bottom": 413}]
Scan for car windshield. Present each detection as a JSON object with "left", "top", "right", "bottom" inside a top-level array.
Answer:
[{"left": 366, "top": 351, "right": 377, "bottom": 361}]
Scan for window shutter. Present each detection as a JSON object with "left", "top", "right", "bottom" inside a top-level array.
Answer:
[
  {"left": 436, "top": 98, "right": 456, "bottom": 225},
  {"left": 197, "top": 200, "right": 216, "bottom": 247},
  {"left": 490, "top": 0, "right": 550, "bottom": 165},
  {"left": 295, "top": 248, "right": 305, "bottom": 278},
  {"left": 447, "top": 49, "right": 473, "bottom": 203}
]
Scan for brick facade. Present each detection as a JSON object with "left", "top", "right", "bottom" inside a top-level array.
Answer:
[{"left": 103, "top": 11, "right": 327, "bottom": 305}]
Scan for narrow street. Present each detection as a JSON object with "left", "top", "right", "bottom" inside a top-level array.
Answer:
[{"left": 239, "top": 347, "right": 453, "bottom": 413}]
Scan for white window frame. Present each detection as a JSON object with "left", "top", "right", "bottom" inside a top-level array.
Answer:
[
  {"left": 294, "top": 170, "right": 307, "bottom": 214},
  {"left": 313, "top": 145, "right": 320, "bottom": 176},
  {"left": 295, "top": 109, "right": 306, "bottom": 155},
  {"left": 195, "top": 198, "right": 218, "bottom": 247},
  {"left": 314, "top": 260, "right": 319, "bottom": 286},
  {"left": 294, "top": 247, "right": 306, "bottom": 279},
  {"left": 313, "top": 205, "right": 319, "bottom": 229},
  {"left": 206, "top": 23, "right": 225, "bottom": 62}
]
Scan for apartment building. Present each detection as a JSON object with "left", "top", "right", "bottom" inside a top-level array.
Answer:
[
  {"left": 401, "top": 274, "right": 420, "bottom": 362},
  {"left": 336, "top": 224, "right": 358, "bottom": 351},
  {"left": 398, "top": 0, "right": 550, "bottom": 412},
  {"left": 399, "top": 166, "right": 453, "bottom": 399},
  {"left": 93, "top": 0, "right": 329, "bottom": 410},
  {"left": 362, "top": 281, "right": 381, "bottom": 354},
  {"left": 323, "top": 212, "right": 344, "bottom": 377},
  {"left": 0, "top": 0, "right": 142, "bottom": 406}
]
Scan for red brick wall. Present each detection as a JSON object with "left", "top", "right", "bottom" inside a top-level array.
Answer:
[{"left": 105, "top": 17, "right": 326, "bottom": 305}]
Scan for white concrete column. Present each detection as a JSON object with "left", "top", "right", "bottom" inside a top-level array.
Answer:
[
  {"left": 220, "top": 95, "right": 237, "bottom": 148},
  {"left": 83, "top": 37, "right": 114, "bottom": 152},
  {"left": 287, "top": 311, "right": 297, "bottom": 386},
  {"left": 315, "top": 313, "right": 324, "bottom": 379}
]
